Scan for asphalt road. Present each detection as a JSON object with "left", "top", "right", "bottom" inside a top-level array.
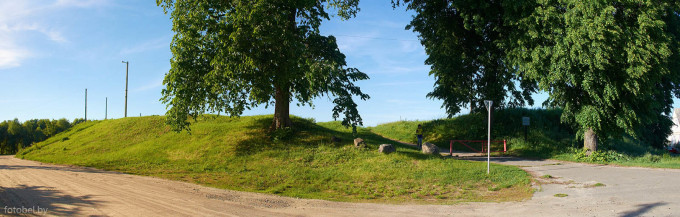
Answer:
[{"left": 1, "top": 155, "right": 679, "bottom": 216}]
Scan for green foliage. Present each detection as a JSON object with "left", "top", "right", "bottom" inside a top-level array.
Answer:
[
  {"left": 156, "top": 0, "right": 369, "bottom": 132},
  {"left": 572, "top": 149, "right": 626, "bottom": 163},
  {"left": 17, "top": 115, "right": 532, "bottom": 203},
  {"left": 397, "top": 0, "right": 680, "bottom": 150},
  {"left": 507, "top": 0, "right": 680, "bottom": 146},
  {"left": 393, "top": 0, "right": 536, "bottom": 115},
  {"left": 0, "top": 118, "right": 77, "bottom": 155},
  {"left": 372, "top": 108, "right": 574, "bottom": 151},
  {"left": 373, "top": 108, "right": 680, "bottom": 168}
]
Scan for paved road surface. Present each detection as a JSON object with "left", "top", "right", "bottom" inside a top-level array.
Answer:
[{"left": 1, "top": 155, "right": 679, "bottom": 216}]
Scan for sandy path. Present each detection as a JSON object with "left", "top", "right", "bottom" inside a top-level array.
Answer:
[{"left": 1, "top": 155, "right": 679, "bottom": 216}]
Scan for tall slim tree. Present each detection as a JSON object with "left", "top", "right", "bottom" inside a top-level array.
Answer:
[
  {"left": 394, "top": 0, "right": 537, "bottom": 115},
  {"left": 507, "top": 0, "right": 680, "bottom": 150},
  {"left": 157, "top": 0, "right": 369, "bottom": 131}
]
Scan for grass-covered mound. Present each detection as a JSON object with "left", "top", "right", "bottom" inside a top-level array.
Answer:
[
  {"left": 372, "top": 108, "right": 680, "bottom": 168},
  {"left": 17, "top": 115, "right": 532, "bottom": 203},
  {"left": 371, "top": 108, "right": 574, "bottom": 157}
]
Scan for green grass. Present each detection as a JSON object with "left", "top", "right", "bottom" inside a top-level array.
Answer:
[
  {"left": 371, "top": 108, "right": 680, "bottom": 169},
  {"left": 17, "top": 115, "right": 532, "bottom": 204},
  {"left": 586, "top": 183, "right": 605, "bottom": 188},
  {"left": 554, "top": 193, "right": 568, "bottom": 197},
  {"left": 371, "top": 108, "right": 574, "bottom": 156}
]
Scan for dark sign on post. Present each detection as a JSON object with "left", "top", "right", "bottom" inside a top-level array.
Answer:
[{"left": 522, "top": 117, "right": 530, "bottom": 126}]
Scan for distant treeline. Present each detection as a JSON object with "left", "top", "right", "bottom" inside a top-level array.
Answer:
[{"left": 0, "top": 118, "right": 84, "bottom": 154}]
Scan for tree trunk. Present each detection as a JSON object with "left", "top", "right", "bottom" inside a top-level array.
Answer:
[
  {"left": 270, "top": 8, "right": 297, "bottom": 131},
  {"left": 271, "top": 84, "right": 292, "bottom": 130},
  {"left": 584, "top": 128, "right": 597, "bottom": 154}
]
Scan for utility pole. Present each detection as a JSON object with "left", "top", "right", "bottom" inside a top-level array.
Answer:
[
  {"left": 85, "top": 88, "right": 88, "bottom": 121},
  {"left": 122, "top": 61, "right": 129, "bottom": 117},
  {"left": 105, "top": 97, "right": 108, "bottom": 120}
]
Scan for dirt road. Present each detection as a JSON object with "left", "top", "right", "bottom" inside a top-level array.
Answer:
[{"left": 1, "top": 155, "right": 679, "bottom": 216}]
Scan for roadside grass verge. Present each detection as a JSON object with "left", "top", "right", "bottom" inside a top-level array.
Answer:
[
  {"left": 371, "top": 108, "right": 680, "bottom": 169},
  {"left": 17, "top": 115, "right": 532, "bottom": 204}
]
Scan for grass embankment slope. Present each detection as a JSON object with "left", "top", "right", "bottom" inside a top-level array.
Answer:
[
  {"left": 17, "top": 115, "right": 531, "bottom": 203},
  {"left": 372, "top": 108, "right": 680, "bottom": 168}
]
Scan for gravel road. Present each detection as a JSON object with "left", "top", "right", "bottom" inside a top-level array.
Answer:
[{"left": 1, "top": 155, "right": 679, "bottom": 216}]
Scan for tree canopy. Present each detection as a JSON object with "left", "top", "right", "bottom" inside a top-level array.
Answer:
[
  {"left": 0, "top": 118, "right": 79, "bottom": 154},
  {"left": 157, "top": 0, "right": 369, "bottom": 132},
  {"left": 397, "top": 0, "right": 680, "bottom": 149},
  {"left": 507, "top": 0, "right": 680, "bottom": 148},
  {"left": 394, "top": 0, "right": 537, "bottom": 115}
]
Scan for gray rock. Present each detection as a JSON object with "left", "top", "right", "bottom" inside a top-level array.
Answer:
[
  {"left": 422, "top": 142, "right": 439, "bottom": 155},
  {"left": 379, "top": 144, "right": 395, "bottom": 154},
  {"left": 354, "top": 138, "right": 366, "bottom": 148}
]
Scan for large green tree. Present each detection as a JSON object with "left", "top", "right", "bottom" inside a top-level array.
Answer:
[
  {"left": 393, "top": 0, "right": 537, "bottom": 115},
  {"left": 507, "top": 0, "right": 680, "bottom": 150},
  {"left": 157, "top": 0, "right": 369, "bottom": 131}
]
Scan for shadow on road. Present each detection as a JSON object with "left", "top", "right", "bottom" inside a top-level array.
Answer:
[
  {"left": 463, "top": 156, "right": 544, "bottom": 163},
  {"left": 619, "top": 202, "right": 667, "bottom": 217},
  {"left": 0, "top": 163, "right": 120, "bottom": 175},
  {"left": 0, "top": 184, "right": 102, "bottom": 216}
]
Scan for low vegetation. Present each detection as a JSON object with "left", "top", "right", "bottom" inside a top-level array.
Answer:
[
  {"left": 17, "top": 115, "right": 532, "bottom": 203},
  {"left": 371, "top": 108, "right": 680, "bottom": 169}
]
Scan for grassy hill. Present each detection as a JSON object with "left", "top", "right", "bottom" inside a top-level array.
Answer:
[
  {"left": 17, "top": 115, "right": 532, "bottom": 203},
  {"left": 371, "top": 108, "right": 680, "bottom": 168},
  {"left": 371, "top": 108, "right": 574, "bottom": 157}
]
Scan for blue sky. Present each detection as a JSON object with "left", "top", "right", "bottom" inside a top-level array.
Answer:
[{"left": 0, "top": 0, "right": 561, "bottom": 126}]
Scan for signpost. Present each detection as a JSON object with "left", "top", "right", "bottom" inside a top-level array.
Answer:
[
  {"left": 522, "top": 117, "right": 530, "bottom": 141},
  {"left": 484, "top": 100, "right": 493, "bottom": 174}
]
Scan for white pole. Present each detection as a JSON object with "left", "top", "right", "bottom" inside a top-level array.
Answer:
[
  {"left": 487, "top": 106, "right": 491, "bottom": 174},
  {"left": 484, "top": 100, "right": 492, "bottom": 174}
]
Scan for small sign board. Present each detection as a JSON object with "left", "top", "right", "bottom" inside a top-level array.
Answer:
[
  {"left": 522, "top": 117, "right": 530, "bottom": 126},
  {"left": 484, "top": 100, "right": 493, "bottom": 111}
]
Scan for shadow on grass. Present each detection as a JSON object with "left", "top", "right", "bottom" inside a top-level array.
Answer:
[
  {"left": 0, "top": 184, "right": 101, "bottom": 216},
  {"left": 230, "top": 116, "right": 427, "bottom": 159}
]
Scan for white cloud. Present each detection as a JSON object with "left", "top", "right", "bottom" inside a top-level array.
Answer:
[
  {"left": 0, "top": 0, "right": 110, "bottom": 69},
  {"left": 120, "top": 36, "right": 171, "bottom": 55},
  {"left": 0, "top": 48, "right": 30, "bottom": 69},
  {"left": 133, "top": 75, "right": 165, "bottom": 92},
  {"left": 334, "top": 32, "right": 380, "bottom": 52}
]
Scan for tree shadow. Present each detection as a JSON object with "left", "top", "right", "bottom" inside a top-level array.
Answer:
[
  {"left": 618, "top": 202, "right": 667, "bottom": 217},
  {"left": 0, "top": 184, "right": 102, "bottom": 216},
  {"left": 230, "top": 116, "right": 426, "bottom": 159},
  {"left": 0, "top": 163, "right": 121, "bottom": 175}
]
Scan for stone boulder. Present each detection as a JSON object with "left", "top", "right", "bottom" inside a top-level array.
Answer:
[
  {"left": 422, "top": 142, "right": 439, "bottom": 155},
  {"left": 354, "top": 138, "right": 366, "bottom": 148},
  {"left": 378, "top": 144, "right": 395, "bottom": 154}
]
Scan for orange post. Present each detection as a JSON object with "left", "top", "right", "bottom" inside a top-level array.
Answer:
[{"left": 450, "top": 140, "right": 453, "bottom": 156}]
